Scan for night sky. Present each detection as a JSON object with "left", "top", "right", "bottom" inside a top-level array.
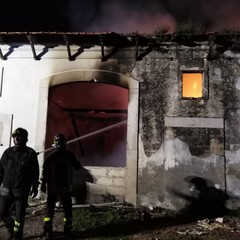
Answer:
[{"left": 1, "top": 0, "right": 240, "bottom": 33}]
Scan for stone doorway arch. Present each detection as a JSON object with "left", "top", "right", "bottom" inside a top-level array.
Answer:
[{"left": 35, "top": 69, "right": 139, "bottom": 205}]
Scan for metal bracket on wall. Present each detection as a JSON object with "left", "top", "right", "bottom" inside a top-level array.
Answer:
[{"left": 27, "top": 35, "right": 40, "bottom": 60}]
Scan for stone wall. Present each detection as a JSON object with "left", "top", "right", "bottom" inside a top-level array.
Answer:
[
  {"left": 86, "top": 167, "right": 125, "bottom": 203},
  {"left": 1, "top": 38, "right": 240, "bottom": 210},
  {"left": 135, "top": 45, "right": 240, "bottom": 210}
]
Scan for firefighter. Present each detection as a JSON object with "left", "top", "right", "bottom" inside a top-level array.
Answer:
[
  {"left": 0, "top": 127, "right": 39, "bottom": 240},
  {"left": 40, "top": 133, "right": 81, "bottom": 239}
]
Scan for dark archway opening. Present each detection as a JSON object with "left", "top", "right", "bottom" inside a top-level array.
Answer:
[{"left": 45, "top": 81, "right": 128, "bottom": 168}]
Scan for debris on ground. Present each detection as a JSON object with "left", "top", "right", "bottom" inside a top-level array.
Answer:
[
  {"left": 197, "top": 218, "right": 234, "bottom": 231},
  {"left": 1, "top": 198, "right": 240, "bottom": 240},
  {"left": 176, "top": 217, "right": 240, "bottom": 238}
]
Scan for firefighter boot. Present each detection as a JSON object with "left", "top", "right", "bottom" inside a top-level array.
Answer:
[
  {"left": 63, "top": 217, "right": 72, "bottom": 238},
  {"left": 13, "top": 220, "right": 23, "bottom": 240},
  {"left": 3, "top": 216, "right": 14, "bottom": 240},
  {"left": 43, "top": 217, "right": 53, "bottom": 240},
  {"left": 6, "top": 227, "right": 14, "bottom": 240},
  {"left": 13, "top": 231, "right": 23, "bottom": 240},
  {"left": 43, "top": 231, "right": 52, "bottom": 240}
]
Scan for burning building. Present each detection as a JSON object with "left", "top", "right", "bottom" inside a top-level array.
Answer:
[{"left": 0, "top": 31, "right": 240, "bottom": 211}]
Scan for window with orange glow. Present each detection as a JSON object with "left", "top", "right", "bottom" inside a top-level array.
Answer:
[{"left": 182, "top": 72, "right": 203, "bottom": 98}]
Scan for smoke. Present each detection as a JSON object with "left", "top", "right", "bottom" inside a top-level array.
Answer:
[
  {"left": 1, "top": 0, "right": 240, "bottom": 33},
  {"left": 87, "top": 5, "right": 176, "bottom": 33},
  {"left": 201, "top": 0, "right": 240, "bottom": 31},
  {"left": 68, "top": 0, "right": 176, "bottom": 33},
  {"left": 67, "top": 0, "right": 240, "bottom": 33}
]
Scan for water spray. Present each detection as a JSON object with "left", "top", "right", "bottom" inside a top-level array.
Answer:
[{"left": 37, "top": 120, "right": 127, "bottom": 155}]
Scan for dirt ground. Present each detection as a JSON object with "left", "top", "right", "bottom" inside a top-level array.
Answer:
[{"left": 1, "top": 200, "right": 240, "bottom": 240}]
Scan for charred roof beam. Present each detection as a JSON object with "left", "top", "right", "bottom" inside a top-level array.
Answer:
[
  {"left": 27, "top": 35, "right": 40, "bottom": 60},
  {"left": 171, "top": 34, "right": 200, "bottom": 47},
  {"left": 206, "top": 35, "right": 226, "bottom": 60},
  {"left": 0, "top": 36, "right": 6, "bottom": 60},
  {"left": 64, "top": 35, "right": 86, "bottom": 61},
  {"left": 135, "top": 36, "right": 153, "bottom": 61},
  {"left": 99, "top": 35, "right": 105, "bottom": 61},
  {"left": 136, "top": 47, "right": 152, "bottom": 61},
  {"left": 135, "top": 36, "right": 139, "bottom": 61},
  {"left": 63, "top": 35, "right": 74, "bottom": 61},
  {"left": 99, "top": 35, "right": 120, "bottom": 61},
  {"left": 0, "top": 48, "right": 5, "bottom": 60}
]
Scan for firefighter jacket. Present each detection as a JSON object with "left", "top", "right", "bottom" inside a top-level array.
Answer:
[
  {"left": 41, "top": 148, "right": 81, "bottom": 194},
  {"left": 0, "top": 146, "right": 39, "bottom": 197}
]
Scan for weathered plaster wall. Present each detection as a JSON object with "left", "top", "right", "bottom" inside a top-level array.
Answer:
[
  {"left": 136, "top": 45, "right": 240, "bottom": 210},
  {"left": 1, "top": 41, "right": 240, "bottom": 210},
  {"left": 0, "top": 44, "right": 138, "bottom": 205}
]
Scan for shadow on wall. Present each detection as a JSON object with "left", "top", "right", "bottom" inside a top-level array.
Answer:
[
  {"left": 173, "top": 176, "right": 229, "bottom": 218},
  {"left": 72, "top": 167, "right": 94, "bottom": 204}
]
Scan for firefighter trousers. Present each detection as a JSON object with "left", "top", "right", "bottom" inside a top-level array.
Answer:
[
  {"left": 44, "top": 192, "right": 73, "bottom": 233},
  {"left": 0, "top": 193, "right": 29, "bottom": 239}
]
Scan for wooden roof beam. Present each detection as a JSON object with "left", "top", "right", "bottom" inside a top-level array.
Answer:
[
  {"left": 63, "top": 35, "right": 74, "bottom": 61},
  {"left": 99, "top": 35, "right": 105, "bottom": 61},
  {"left": 0, "top": 36, "right": 6, "bottom": 60},
  {"left": 135, "top": 36, "right": 139, "bottom": 61},
  {"left": 0, "top": 47, "right": 5, "bottom": 60},
  {"left": 27, "top": 35, "right": 40, "bottom": 60}
]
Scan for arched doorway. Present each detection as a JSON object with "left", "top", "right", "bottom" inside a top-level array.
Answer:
[
  {"left": 45, "top": 81, "right": 128, "bottom": 167},
  {"left": 36, "top": 70, "right": 139, "bottom": 205}
]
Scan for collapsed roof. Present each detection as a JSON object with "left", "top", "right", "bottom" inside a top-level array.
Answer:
[{"left": 0, "top": 32, "right": 240, "bottom": 61}]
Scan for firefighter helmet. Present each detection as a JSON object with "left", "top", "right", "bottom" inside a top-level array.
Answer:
[
  {"left": 53, "top": 133, "right": 66, "bottom": 148},
  {"left": 12, "top": 128, "right": 28, "bottom": 142}
]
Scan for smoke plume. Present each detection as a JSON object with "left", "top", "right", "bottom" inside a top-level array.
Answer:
[
  {"left": 68, "top": 0, "right": 240, "bottom": 33},
  {"left": 1, "top": 0, "right": 240, "bottom": 33}
]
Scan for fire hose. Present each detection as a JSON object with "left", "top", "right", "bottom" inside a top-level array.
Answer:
[{"left": 37, "top": 120, "right": 127, "bottom": 155}]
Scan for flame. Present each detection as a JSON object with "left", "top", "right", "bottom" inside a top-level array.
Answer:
[{"left": 182, "top": 73, "right": 203, "bottom": 98}]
